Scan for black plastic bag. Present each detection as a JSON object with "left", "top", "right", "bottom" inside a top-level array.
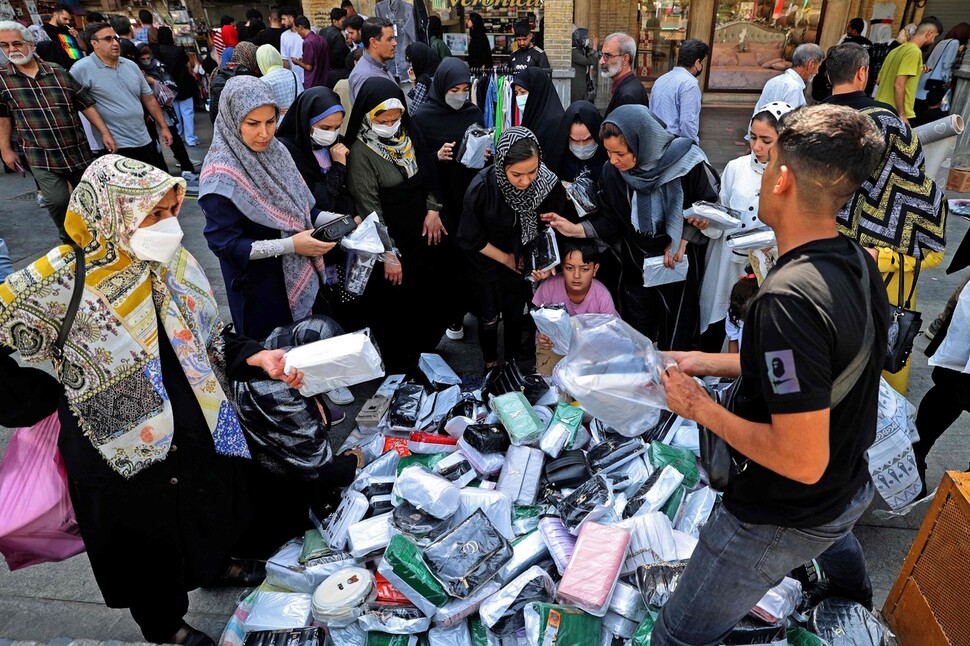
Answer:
[
  {"left": 390, "top": 383, "right": 425, "bottom": 429},
  {"left": 585, "top": 437, "right": 645, "bottom": 474},
  {"left": 557, "top": 474, "right": 612, "bottom": 532},
  {"left": 543, "top": 450, "right": 591, "bottom": 490},
  {"left": 808, "top": 598, "right": 890, "bottom": 645},
  {"left": 423, "top": 509, "right": 513, "bottom": 598},
  {"left": 392, "top": 502, "right": 451, "bottom": 544},
  {"left": 490, "top": 574, "right": 554, "bottom": 637},
  {"left": 636, "top": 560, "right": 689, "bottom": 607}
]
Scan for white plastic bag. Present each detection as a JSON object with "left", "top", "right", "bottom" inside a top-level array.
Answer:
[
  {"left": 283, "top": 329, "right": 384, "bottom": 396},
  {"left": 683, "top": 201, "right": 742, "bottom": 230},
  {"left": 553, "top": 315, "right": 674, "bottom": 437},
  {"left": 928, "top": 278, "right": 970, "bottom": 373},
  {"left": 867, "top": 377, "right": 921, "bottom": 510},
  {"left": 617, "top": 512, "right": 677, "bottom": 576},
  {"left": 392, "top": 464, "right": 461, "bottom": 520},
  {"left": 675, "top": 486, "right": 718, "bottom": 538},
  {"left": 429, "top": 621, "right": 474, "bottom": 646},
  {"left": 243, "top": 591, "right": 313, "bottom": 631},
  {"left": 340, "top": 212, "right": 385, "bottom": 255},
  {"left": 643, "top": 256, "right": 688, "bottom": 288},
  {"left": 531, "top": 306, "right": 572, "bottom": 355}
]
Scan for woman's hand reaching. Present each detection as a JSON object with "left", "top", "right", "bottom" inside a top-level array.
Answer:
[{"left": 292, "top": 231, "right": 335, "bottom": 257}]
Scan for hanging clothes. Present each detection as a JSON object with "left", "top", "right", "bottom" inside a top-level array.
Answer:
[{"left": 375, "top": 0, "right": 418, "bottom": 80}]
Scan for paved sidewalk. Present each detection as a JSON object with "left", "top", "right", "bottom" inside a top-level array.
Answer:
[{"left": 0, "top": 107, "right": 967, "bottom": 642}]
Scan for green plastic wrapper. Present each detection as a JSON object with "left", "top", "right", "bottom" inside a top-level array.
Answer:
[
  {"left": 382, "top": 534, "right": 450, "bottom": 608},
  {"left": 397, "top": 453, "right": 449, "bottom": 475},
  {"left": 365, "top": 632, "right": 413, "bottom": 646},
  {"left": 492, "top": 392, "right": 544, "bottom": 446},
  {"left": 787, "top": 627, "right": 828, "bottom": 646},
  {"left": 524, "top": 603, "right": 601, "bottom": 645},
  {"left": 512, "top": 505, "right": 544, "bottom": 534},
  {"left": 298, "top": 528, "right": 330, "bottom": 564},
  {"left": 660, "top": 485, "right": 687, "bottom": 524},
  {"left": 470, "top": 615, "right": 489, "bottom": 646},
  {"left": 631, "top": 609, "right": 659, "bottom": 646},
  {"left": 551, "top": 403, "right": 585, "bottom": 446},
  {"left": 649, "top": 441, "right": 699, "bottom": 489}
]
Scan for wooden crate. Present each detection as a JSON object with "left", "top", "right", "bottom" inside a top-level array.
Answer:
[{"left": 883, "top": 471, "right": 970, "bottom": 646}]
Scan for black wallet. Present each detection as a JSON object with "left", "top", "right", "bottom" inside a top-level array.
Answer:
[
  {"left": 311, "top": 215, "right": 357, "bottom": 242},
  {"left": 544, "top": 450, "right": 590, "bottom": 489}
]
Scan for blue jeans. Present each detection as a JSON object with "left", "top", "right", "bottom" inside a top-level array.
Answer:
[
  {"left": 0, "top": 238, "right": 12, "bottom": 282},
  {"left": 174, "top": 97, "right": 198, "bottom": 146},
  {"left": 652, "top": 481, "right": 875, "bottom": 646}
]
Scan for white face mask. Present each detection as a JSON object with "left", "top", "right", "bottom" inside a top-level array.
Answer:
[
  {"left": 370, "top": 120, "right": 401, "bottom": 139},
  {"left": 569, "top": 142, "right": 598, "bottom": 160},
  {"left": 129, "top": 217, "right": 184, "bottom": 264},
  {"left": 515, "top": 94, "right": 528, "bottom": 113},
  {"left": 445, "top": 92, "right": 469, "bottom": 110},
  {"left": 311, "top": 127, "right": 339, "bottom": 147}
]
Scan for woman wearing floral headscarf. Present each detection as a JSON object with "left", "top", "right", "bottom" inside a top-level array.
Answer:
[
  {"left": 345, "top": 76, "right": 447, "bottom": 371},
  {"left": 457, "top": 126, "right": 570, "bottom": 369},
  {"left": 0, "top": 155, "right": 301, "bottom": 645},
  {"left": 698, "top": 101, "right": 793, "bottom": 351}
]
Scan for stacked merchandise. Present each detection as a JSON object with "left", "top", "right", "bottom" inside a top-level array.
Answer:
[{"left": 220, "top": 318, "right": 896, "bottom": 646}]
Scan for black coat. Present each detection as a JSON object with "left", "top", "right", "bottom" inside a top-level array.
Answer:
[{"left": 605, "top": 72, "right": 649, "bottom": 117}]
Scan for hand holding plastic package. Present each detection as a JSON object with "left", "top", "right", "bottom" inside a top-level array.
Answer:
[
  {"left": 340, "top": 213, "right": 385, "bottom": 255},
  {"left": 557, "top": 521, "right": 631, "bottom": 616},
  {"left": 553, "top": 315, "right": 674, "bottom": 437},
  {"left": 283, "top": 329, "right": 384, "bottom": 396},
  {"left": 392, "top": 465, "right": 461, "bottom": 520},
  {"left": 531, "top": 306, "right": 572, "bottom": 355}
]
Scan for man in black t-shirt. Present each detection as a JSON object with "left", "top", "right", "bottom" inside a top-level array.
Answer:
[
  {"left": 509, "top": 19, "right": 549, "bottom": 71},
  {"left": 652, "top": 105, "right": 889, "bottom": 646}
]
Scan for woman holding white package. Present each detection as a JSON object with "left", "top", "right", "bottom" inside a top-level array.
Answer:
[
  {"left": 697, "top": 101, "right": 793, "bottom": 351},
  {"left": 0, "top": 156, "right": 303, "bottom": 645}
]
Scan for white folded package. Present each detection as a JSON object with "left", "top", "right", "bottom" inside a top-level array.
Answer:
[
  {"left": 642, "top": 255, "right": 689, "bottom": 288},
  {"left": 683, "top": 200, "right": 743, "bottom": 230},
  {"left": 283, "top": 328, "right": 385, "bottom": 396}
]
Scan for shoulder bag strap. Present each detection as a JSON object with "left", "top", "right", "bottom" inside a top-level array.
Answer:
[
  {"left": 51, "top": 242, "right": 86, "bottom": 365},
  {"left": 904, "top": 255, "right": 921, "bottom": 309},
  {"left": 831, "top": 245, "right": 874, "bottom": 406}
]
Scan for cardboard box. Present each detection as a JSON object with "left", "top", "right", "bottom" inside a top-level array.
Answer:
[{"left": 946, "top": 167, "right": 970, "bottom": 192}]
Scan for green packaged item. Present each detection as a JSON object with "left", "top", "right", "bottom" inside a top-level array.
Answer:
[
  {"left": 524, "top": 602, "right": 601, "bottom": 646},
  {"left": 299, "top": 528, "right": 330, "bottom": 564},
  {"left": 366, "top": 632, "right": 412, "bottom": 646},
  {"left": 492, "top": 392, "right": 544, "bottom": 446},
  {"left": 631, "top": 609, "right": 659, "bottom": 646},
  {"left": 512, "top": 505, "right": 543, "bottom": 535},
  {"left": 660, "top": 485, "right": 687, "bottom": 524},
  {"left": 539, "top": 403, "right": 585, "bottom": 457},
  {"left": 379, "top": 534, "right": 450, "bottom": 614},
  {"left": 786, "top": 627, "right": 828, "bottom": 646},
  {"left": 397, "top": 453, "right": 448, "bottom": 475},
  {"left": 469, "top": 615, "right": 489, "bottom": 646},
  {"left": 649, "top": 441, "right": 699, "bottom": 489}
]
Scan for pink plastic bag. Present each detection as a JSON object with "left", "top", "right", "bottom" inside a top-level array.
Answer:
[{"left": 0, "top": 412, "right": 85, "bottom": 570}]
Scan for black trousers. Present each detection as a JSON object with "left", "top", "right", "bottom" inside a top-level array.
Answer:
[
  {"left": 116, "top": 143, "right": 168, "bottom": 173},
  {"left": 475, "top": 271, "right": 529, "bottom": 364},
  {"left": 913, "top": 366, "right": 970, "bottom": 479}
]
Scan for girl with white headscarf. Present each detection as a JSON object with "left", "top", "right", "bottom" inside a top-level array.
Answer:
[{"left": 698, "top": 101, "right": 793, "bottom": 349}]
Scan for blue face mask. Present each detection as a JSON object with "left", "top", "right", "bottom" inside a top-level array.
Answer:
[{"left": 515, "top": 94, "right": 528, "bottom": 113}]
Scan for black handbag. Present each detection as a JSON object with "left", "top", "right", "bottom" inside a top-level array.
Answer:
[
  {"left": 543, "top": 449, "right": 590, "bottom": 489},
  {"left": 698, "top": 245, "right": 875, "bottom": 491},
  {"left": 885, "top": 255, "right": 922, "bottom": 373}
]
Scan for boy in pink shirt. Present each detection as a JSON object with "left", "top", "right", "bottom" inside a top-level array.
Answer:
[{"left": 532, "top": 240, "right": 618, "bottom": 374}]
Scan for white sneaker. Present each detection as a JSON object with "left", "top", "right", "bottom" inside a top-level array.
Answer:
[
  {"left": 326, "top": 386, "right": 354, "bottom": 405},
  {"left": 446, "top": 324, "right": 465, "bottom": 341}
]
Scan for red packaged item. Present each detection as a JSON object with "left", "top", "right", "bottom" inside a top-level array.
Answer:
[
  {"left": 375, "top": 571, "right": 413, "bottom": 606},
  {"left": 383, "top": 436, "right": 412, "bottom": 457},
  {"left": 408, "top": 432, "right": 459, "bottom": 454}
]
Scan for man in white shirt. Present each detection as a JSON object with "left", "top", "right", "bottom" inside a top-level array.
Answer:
[
  {"left": 279, "top": 6, "right": 305, "bottom": 85},
  {"left": 754, "top": 43, "right": 824, "bottom": 114}
]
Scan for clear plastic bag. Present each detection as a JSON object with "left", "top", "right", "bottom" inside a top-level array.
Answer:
[
  {"left": 530, "top": 305, "right": 572, "bottom": 356},
  {"left": 340, "top": 212, "right": 385, "bottom": 255},
  {"left": 564, "top": 169, "right": 599, "bottom": 218},
  {"left": 538, "top": 515, "right": 576, "bottom": 575},
  {"left": 643, "top": 256, "right": 689, "bottom": 288},
  {"left": 625, "top": 465, "right": 685, "bottom": 519},
  {"left": 538, "top": 403, "right": 585, "bottom": 458},
  {"left": 617, "top": 511, "right": 677, "bottom": 576},
  {"left": 429, "top": 621, "right": 474, "bottom": 646},
  {"left": 283, "top": 329, "right": 385, "bottom": 396},
  {"left": 750, "top": 576, "right": 802, "bottom": 624},
  {"left": 243, "top": 591, "right": 313, "bottom": 632},
  {"left": 452, "top": 487, "right": 514, "bottom": 540},
  {"left": 675, "top": 486, "right": 718, "bottom": 537},
  {"left": 557, "top": 474, "right": 615, "bottom": 534},
  {"left": 491, "top": 392, "right": 545, "bottom": 447},
  {"left": 496, "top": 529, "right": 550, "bottom": 584},
  {"left": 635, "top": 560, "right": 688, "bottom": 607},
  {"left": 324, "top": 490, "right": 369, "bottom": 552},
  {"left": 424, "top": 509, "right": 514, "bottom": 598},
  {"left": 552, "top": 315, "right": 674, "bottom": 437},
  {"left": 478, "top": 565, "right": 555, "bottom": 636},
  {"left": 377, "top": 535, "right": 449, "bottom": 617},
  {"left": 434, "top": 580, "right": 502, "bottom": 627},
  {"left": 358, "top": 607, "right": 432, "bottom": 634},
  {"left": 683, "top": 201, "right": 743, "bottom": 230},
  {"left": 392, "top": 464, "right": 461, "bottom": 520},
  {"left": 419, "top": 353, "right": 462, "bottom": 387}
]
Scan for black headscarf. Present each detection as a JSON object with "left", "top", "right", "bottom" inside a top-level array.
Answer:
[
  {"left": 412, "top": 57, "right": 482, "bottom": 151},
  {"left": 546, "top": 100, "right": 607, "bottom": 181},
  {"left": 156, "top": 26, "right": 175, "bottom": 46},
  {"left": 467, "top": 13, "right": 493, "bottom": 70},
  {"left": 277, "top": 87, "right": 346, "bottom": 181},
  {"left": 345, "top": 77, "right": 439, "bottom": 196},
  {"left": 513, "top": 67, "right": 565, "bottom": 153},
  {"left": 406, "top": 42, "right": 440, "bottom": 85}
]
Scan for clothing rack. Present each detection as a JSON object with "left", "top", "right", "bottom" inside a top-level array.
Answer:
[{"left": 468, "top": 65, "right": 552, "bottom": 76}]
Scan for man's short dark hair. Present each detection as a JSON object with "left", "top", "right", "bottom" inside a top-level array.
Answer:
[
  {"left": 279, "top": 6, "right": 298, "bottom": 19},
  {"left": 84, "top": 22, "right": 113, "bottom": 42},
  {"left": 345, "top": 15, "right": 364, "bottom": 31},
  {"left": 341, "top": 1, "right": 355, "bottom": 8},
  {"left": 775, "top": 105, "right": 885, "bottom": 209},
  {"left": 220, "top": 15, "right": 234, "bottom": 26},
  {"left": 919, "top": 16, "right": 944, "bottom": 35},
  {"left": 86, "top": 11, "right": 105, "bottom": 23},
  {"left": 109, "top": 15, "right": 132, "bottom": 37},
  {"left": 331, "top": 8, "right": 347, "bottom": 22},
  {"left": 677, "top": 39, "right": 710, "bottom": 67},
  {"left": 513, "top": 19, "right": 531, "bottom": 37},
  {"left": 362, "top": 17, "right": 392, "bottom": 48},
  {"left": 138, "top": 9, "right": 152, "bottom": 25},
  {"left": 825, "top": 43, "right": 869, "bottom": 87},
  {"left": 848, "top": 17, "right": 865, "bottom": 34},
  {"left": 246, "top": 9, "right": 263, "bottom": 21},
  {"left": 294, "top": 16, "right": 311, "bottom": 30},
  {"left": 53, "top": 4, "right": 72, "bottom": 15}
]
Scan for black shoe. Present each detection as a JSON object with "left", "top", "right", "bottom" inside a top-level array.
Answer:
[
  {"left": 180, "top": 626, "right": 216, "bottom": 646},
  {"left": 206, "top": 558, "right": 266, "bottom": 587}
]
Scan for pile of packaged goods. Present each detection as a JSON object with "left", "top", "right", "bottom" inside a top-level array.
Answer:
[{"left": 221, "top": 317, "right": 894, "bottom": 646}]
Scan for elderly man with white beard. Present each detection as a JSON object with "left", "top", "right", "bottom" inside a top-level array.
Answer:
[
  {"left": 0, "top": 20, "right": 116, "bottom": 243},
  {"left": 599, "top": 31, "right": 649, "bottom": 117}
]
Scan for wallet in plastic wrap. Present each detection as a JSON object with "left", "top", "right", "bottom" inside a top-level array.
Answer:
[
  {"left": 557, "top": 474, "right": 614, "bottom": 533},
  {"left": 557, "top": 521, "right": 631, "bottom": 616},
  {"left": 636, "top": 560, "right": 689, "bottom": 607},
  {"left": 497, "top": 445, "right": 545, "bottom": 506},
  {"left": 423, "top": 509, "right": 514, "bottom": 598},
  {"left": 478, "top": 565, "right": 555, "bottom": 637},
  {"left": 377, "top": 534, "right": 450, "bottom": 617}
]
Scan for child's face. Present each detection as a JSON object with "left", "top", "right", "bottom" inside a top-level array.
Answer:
[{"left": 562, "top": 250, "right": 598, "bottom": 298}]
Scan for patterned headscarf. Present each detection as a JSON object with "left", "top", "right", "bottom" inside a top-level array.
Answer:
[
  {"left": 200, "top": 75, "right": 325, "bottom": 324},
  {"left": 749, "top": 101, "right": 793, "bottom": 175},
  {"left": 0, "top": 156, "right": 249, "bottom": 478},
  {"left": 231, "top": 40, "right": 258, "bottom": 73},
  {"left": 494, "top": 127, "right": 559, "bottom": 245},
  {"left": 358, "top": 97, "right": 419, "bottom": 178}
]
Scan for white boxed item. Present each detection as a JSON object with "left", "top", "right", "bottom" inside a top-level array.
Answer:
[
  {"left": 392, "top": 464, "right": 461, "bottom": 520},
  {"left": 347, "top": 512, "right": 393, "bottom": 558},
  {"left": 418, "top": 353, "right": 462, "bottom": 387},
  {"left": 530, "top": 305, "right": 572, "bottom": 355},
  {"left": 683, "top": 201, "right": 742, "bottom": 230},
  {"left": 284, "top": 329, "right": 385, "bottom": 396},
  {"left": 324, "top": 490, "right": 369, "bottom": 552},
  {"left": 311, "top": 566, "right": 375, "bottom": 627},
  {"left": 243, "top": 591, "right": 313, "bottom": 631},
  {"left": 451, "top": 487, "right": 514, "bottom": 539},
  {"left": 642, "top": 256, "right": 689, "bottom": 288},
  {"left": 434, "top": 581, "right": 502, "bottom": 627}
]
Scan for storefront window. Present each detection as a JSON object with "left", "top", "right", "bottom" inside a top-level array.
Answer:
[
  {"left": 636, "top": 0, "right": 692, "bottom": 81},
  {"left": 708, "top": 0, "right": 825, "bottom": 91}
]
